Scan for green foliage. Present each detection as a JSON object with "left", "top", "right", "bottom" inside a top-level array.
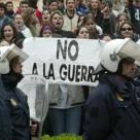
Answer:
[{"left": 41, "top": 134, "right": 82, "bottom": 140}]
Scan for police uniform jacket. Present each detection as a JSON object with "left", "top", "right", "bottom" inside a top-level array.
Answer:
[
  {"left": 0, "top": 73, "right": 30, "bottom": 140},
  {"left": 83, "top": 73, "right": 140, "bottom": 140}
]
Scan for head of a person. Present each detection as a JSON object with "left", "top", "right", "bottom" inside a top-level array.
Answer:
[
  {"left": 20, "top": 1, "right": 29, "bottom": 13},
  {"left": 119, "top": 21, "right": 135, "bottom": 39},
  {"left": 48, "top": 0, "right": 58, "bottom": 13},
  {"left": 116, "top": 13, "right": 130, "bottom": 32},
  {"left": 10, "top": 56, "right": 23, "bottom": 74},
  {"left": 0, "top": 3, "right": 6, "bottom": 18},
  {"left": 88, "top": 0, "right": 100, "bottom": 10},
  {"left": 100, "top": 39, "right": 140, "bottom": 79},
  {"left": 40, "top": 25, "right": 52, "bottom": 37},
  {"left": 1, "top": 23, "right": 17, "bottom": 44},
  {"left": 76, "top": 26, "right": 89, "bottom": 38},
  {"left": 82, "top": 14, "right": 97, "bottom": 34},
  {"left": 22, "top": 7, "right": 38, "bottom": 26},
  {"left": 42, "top": 10, "right": 50, "bottom": 25},
  {"left": 65, "top": 0, "right": 75, "bottom": 11},
  {"left": 50, "top": 10, "right": 64, "bottom": 30},
  {"left": 14, "top": 14, "right": 25, "bottom": 29},
  {"left": 6, "top": 1, "right": 14, "bottom": 12},
  {"left": 117, "top": 57, "right": 137, "bottom": 78}
]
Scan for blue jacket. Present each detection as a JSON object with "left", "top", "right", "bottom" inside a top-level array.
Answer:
[
  {"left": 83, "top": 73, "right": 140, "bottom": 140},
  {"left": 0, "top": 73, "right": 30, "bottom": 140}
]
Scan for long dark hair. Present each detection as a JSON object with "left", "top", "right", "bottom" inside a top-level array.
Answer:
[{"left": 0, "top": 23, "right": 18, "bottom": 44}]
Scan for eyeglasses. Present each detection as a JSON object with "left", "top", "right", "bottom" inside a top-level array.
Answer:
[{"left": 121, "top": 28, "right": 133, "bottom": 31}]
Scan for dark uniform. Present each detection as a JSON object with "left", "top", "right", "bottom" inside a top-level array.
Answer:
[
  {"left": 0, "top": 80, "right": 11, "bottom": 140},
  {"left": 83, "top": 73, "right": 140, "bottom": 140},
  {"left": 0, "top": 73, "right": 30, "bottom": 140}
]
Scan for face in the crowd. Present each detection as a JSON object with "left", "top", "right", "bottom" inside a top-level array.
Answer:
[
  {"left": 42, "top": 29, "right": 52, "bottom": 37},
  {"left": 0, "top": 7, "right": 5, "bottom": 18},
  {"left": 51, "top": 13, "right": 64, "bottom": 29},
  {"left": 3, "top": 25, "right": 14, "bottom": 42},
  {"left": 77, "top": 27, "right": 89, "bottom": 38},
  {"left": 20, "top": 3, "right": 29, "bottom": 12},
  {"left": 90, "top": 0, "right": 99, "bottom": 9},
  {"left": 85, "top": 18, "right": 96, "bottom": 33},
  {"left": 118, "top": 15, "right": 128, "bottom": 27},
  {"left": 42, "top": 10, "right": 50, "bottom": 24},
  {"left": 120, "top": 23, "right": 134, "bottom": 38},
  {"left": 6, "top": 3, "right": 14, "bottom": 12},
  {"left": 122, "top": 59, "right": 137, "bottom": 78},
  {"left": 14, "top": 14, "right": 24, "bottom": 28},
  {"left": 66, "top": 0, "right": 75, "bottom": 11},
  {"left": 11, "top": 57, "right": 23, "bottom": 74},
  {"left": 49, "top": 2, "right": 58, "bottom": 12}
]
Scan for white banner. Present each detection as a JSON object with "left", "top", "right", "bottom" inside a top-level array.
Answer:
[{"left": 22, "top": 37, "right": 103, "bottom": 86}]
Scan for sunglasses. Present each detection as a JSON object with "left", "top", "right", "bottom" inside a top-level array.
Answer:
[{"left": 121, "top": 28, "right": 133, "bottom": 31}]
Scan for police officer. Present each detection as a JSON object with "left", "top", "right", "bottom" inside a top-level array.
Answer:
[
  {"left": 83, "top": 38, "right": 140, "bottom": 140},
  {"left": 0, "top": 45, "right": 31, "bottom": 140}
]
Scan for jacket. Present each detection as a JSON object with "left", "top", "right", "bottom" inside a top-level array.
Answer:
[
  {"left": 0, "top": 73, "right": 30, "bottom": 140},
  {"left": 63, "top": 11, "right": 79, "bottom": 32},
  {"left": 48, "top": 84, "right": 85, "bottom": 107},
  {"left": 83, "top": 73, "right": 140, "bottom": 140},
  {"left": 0, "top": 78, "right": 11, "bottom": 140}
]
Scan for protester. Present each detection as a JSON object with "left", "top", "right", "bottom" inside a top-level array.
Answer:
[
  {"left": 22, "top": 7, "right": 41, "bottom": 37},
  {"left": 14, "top": 14, "right": 32, "bottom": 38},
  {"left": 117, "top": 21, "right": 140, "bottom": 41},
  {"left": 76, "top": 26, "right": 89, "bottom": 38},
  {"left": 63, "top": 0, "right": 79, "bottom": 32},
  {"left": 50, "top": 10, "right": 76, "bottom": 38},
  {"left": 0, "top": 23, "right": 25, "bottom": 47},
  {"left": 114, "top": 12, "right": 130, "bottom": 34},
  {"left": 5, "top": 1, "right": 15, "bottom": 19},
  {"left": 0, "top": 2, "right": 12, "bottom": 30},
  {"left": 83, "top": 38, "right": 140, "bottom": 140},
  {"left": 41, "top": 10, "right": 50, "bottom": 26},
  {"left": 40, "top": 25, "right": 52, "bottom": 37}
]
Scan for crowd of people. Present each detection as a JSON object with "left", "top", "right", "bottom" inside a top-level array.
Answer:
[{"left": 0, "top": 0, "right": 140, "bottom": 140}]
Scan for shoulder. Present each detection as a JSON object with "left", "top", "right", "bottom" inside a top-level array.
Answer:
[
  {"left": 87, "top": 83, "right": 112, "bottom": 105},
  {"left": 16, "top": 88, "right": 28, "bottom": 102}
]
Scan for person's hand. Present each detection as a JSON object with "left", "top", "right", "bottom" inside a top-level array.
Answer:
[
  {"left": 30, "top": 121, "right": 38, "bottom": 137},
  {"left": 102, "top": 6, "right": 110, "bottom": 19}
]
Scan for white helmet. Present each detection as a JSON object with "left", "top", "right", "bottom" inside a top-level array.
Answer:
[
  {"left": 0, "top": 44, "right": 29, "bottom": 74},
  {"left": 101, "top": 38, "right": 140, "bottom": 72}
]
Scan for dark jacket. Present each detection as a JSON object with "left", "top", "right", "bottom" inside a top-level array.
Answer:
[
  {"left": 0, "top": 73, "right": 30, "bottom": 140},
  {"left": 52, "top": 29, "right": 76, "bottom": 38},
  {"left": 0, "top": 78, "right": 11, "bottom": 140},
  {"left": 83, "top": 73, "right": 140, "bottom": 140}
]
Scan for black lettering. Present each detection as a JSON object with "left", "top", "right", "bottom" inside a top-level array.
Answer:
[
  {"left": 81, "top": 65, "right": 87, "bottom": 81},
  {"left": 75, "top": 65, "right": 81, "bottom": 82},
  {"left": 68, "top": 64, "right": 75, "bottom": 81},
  {"left": 32, "top": 63, "right": 38, "bottom": 75},
  {"left": 56, "top": 40, "right": 67, "bottom": 60},
  {"left": 68, "top": 40, "right": 79, "bottom": 61},
  {"left": 47, "top": 63, "right": 55, "bottom": 80},
  {"left": 59, "top": 64, "right": 67, "bottom": 81},
  {"left": 87, "top": 66, "right": 94, "bottom": 82}
]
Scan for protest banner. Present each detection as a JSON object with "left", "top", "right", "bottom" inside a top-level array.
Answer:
[{"left": 22, "top": 37, "right": 103, "bottom": 86}]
